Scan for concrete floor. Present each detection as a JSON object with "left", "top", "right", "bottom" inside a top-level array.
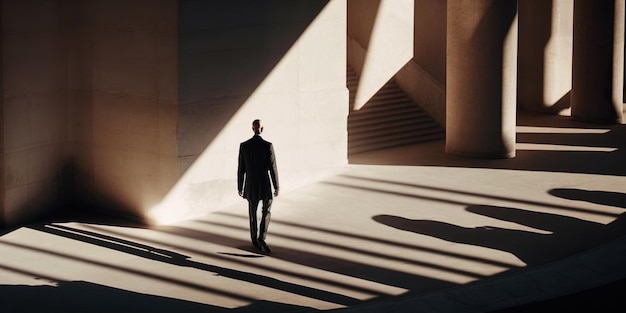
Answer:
[{"left": 1, "top": 111, "right": 625, "bottom": 312}]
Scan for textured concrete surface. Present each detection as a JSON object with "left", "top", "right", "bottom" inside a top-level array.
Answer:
[
  {"left": 0, "top": 112, "right": 625, "bottom": 312},
  {"left": 2, "top": 0, "right": 74, "bottom": 225},
  {"left": 518, "top": 0, "right": 573, "bottom": 114},
  {"left": 1, "top": 0, "right": 180, "bottom": 226},
  {"left": 171, "top": 0, "right": 348, "bottom": 223},
  {"left": 2, "top": 0, "right": 349, "bottom": 226}
]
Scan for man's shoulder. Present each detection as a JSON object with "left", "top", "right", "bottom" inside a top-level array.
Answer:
[
  {"left": 242, "top": 136, "right": 271, "bottom": 146},
  {"left": 241, "top": 136, "right": 257, "bottom": 145}
]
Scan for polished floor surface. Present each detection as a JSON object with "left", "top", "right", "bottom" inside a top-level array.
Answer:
[{"left": 1, "top": 111, "right": 625, "bottom": 312}]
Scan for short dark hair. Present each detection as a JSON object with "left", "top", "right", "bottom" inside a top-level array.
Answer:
[{"left": 252, "top": 119, "right": 261, "bottom": 127}]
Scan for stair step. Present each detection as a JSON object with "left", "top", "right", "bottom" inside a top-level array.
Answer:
[
  {"left": 348, "top": 131, "right": 445, "bottom": 154},
  {"left": 349, "top": 118, "right": 442, "bottom": 136},
  {"left": 351, "top": 100, "right": 420, "bottom": 114},
  {"left": 346, "top": 65, "right": 445, "bottom": 154},
  {"left": 349, "top": 107, "right": 428, "bottom": 124},
  {"left": 348, "top": 91, "right": 409, "bottom": 107},
  {"left": 350, "top": 123, "right": 444, "bottom": 144},
  {"left": 349, "top": 117, "right": 434, "bottom": 134},
  {"left": 363, "top": 95, "right": 413, "bottom": 107},
  {"left": 349, "top": 128, "right": 444, "bottom": 147},
  {"left": 348, "top": 82, "right": 405, "bottom": 95}
]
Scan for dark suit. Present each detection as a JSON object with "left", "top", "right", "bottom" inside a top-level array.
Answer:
[{"left": 237, "top": 135, "right": 279, "bottom": 245}]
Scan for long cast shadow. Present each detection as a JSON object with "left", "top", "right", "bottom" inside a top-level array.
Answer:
[
  {"left": 550, "top": 188, "right": 626, "bottom": 209},
  {"left": 29, "top": 224, "right": 361, "bottom": 307},
  {"left": 0, "top": 275, "right": 319, "bottom": 313},
  {"left": 333, "top": 174, "right": 620, "bottom": 218},
  {"left": 214, "top": 211, "right": 521, "bottom": 269},
  {"left": 350, "top": 111, "right": 626, "bottom": 177},
  {"left": 0, "top": 280, "right": 224, "bottom": 313},
  {"left": 151, "top": 224, "right": 456, "bottom": 295},
  {"left": 197, "top": 219, "right": 490, "bottom": 279},
  {"left": 80, "top": 223, "right": 389, "bottom": 297},
  {"left": 26, "top": 220, "right": 458, "bottom": 306},
  {"left": 0, "top": 238, "right": 255, "bottom": 303},
  {"left": 375, "top": 197, "right": 626, "bottom": 266}
]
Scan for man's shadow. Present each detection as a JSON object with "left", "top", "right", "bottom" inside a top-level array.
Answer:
[{"left": 374, "top": 189, "right": 626, "bottom": 266}]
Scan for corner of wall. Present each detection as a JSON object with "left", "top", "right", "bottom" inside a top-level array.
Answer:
[
  {"left": 395, "top": 60, "right": 446, "bottom": 127},
  {"left": 0, "top": 1, "right": 4, "bottom": 228}
]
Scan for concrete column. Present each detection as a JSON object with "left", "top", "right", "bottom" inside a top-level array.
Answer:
[
  {"left": 571, "top": 0, "right": 624, "bottom": 124},
  {"left": 518, "top": 0, "right": 573, "bottom": 113},
  {"left": 446, "top": 0, "right": 518, "bottom": 158}
]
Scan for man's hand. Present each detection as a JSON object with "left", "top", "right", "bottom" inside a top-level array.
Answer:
[
  {"left": 274, "top": 190, "right": 279, "bottom": 197},
  {"left": 238, "top": 190, "right": 243, "bottom": 197}
]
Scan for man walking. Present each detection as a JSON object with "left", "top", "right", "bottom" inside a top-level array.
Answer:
[{"left": 237, "top": 119, "right": 279, "bottom": 253}]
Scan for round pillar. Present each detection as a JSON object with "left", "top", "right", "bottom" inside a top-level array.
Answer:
[
  {"left": 446, "top": 0, "right": 518, "bottom": 158},
  {"left": 571, "top": 0, "right": 624, "bottom": 124}
]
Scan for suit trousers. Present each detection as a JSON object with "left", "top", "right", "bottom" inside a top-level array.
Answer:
[{"left": 248, "top": 198, "right": 272, "bottom": 243}]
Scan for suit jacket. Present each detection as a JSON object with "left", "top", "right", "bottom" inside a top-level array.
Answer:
[{"left": 237, "top": 135, "right": 279, "bottom": 201}]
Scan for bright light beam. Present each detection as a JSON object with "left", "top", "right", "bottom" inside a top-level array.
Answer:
[
  {"left": 148, "top": 1, "right": 347, "bottom": 225},
  {"left": 353, "top": 0, "right": 414, "bottom": 110}
]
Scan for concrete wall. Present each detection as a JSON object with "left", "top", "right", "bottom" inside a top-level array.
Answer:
[
  {"left": 1, "top": 0, "right": 347, "bottom": 227},
  {"left": 2, "top": 1, "right": 73, "bottom": 225},
  {"left": 87, "top": 0, "right": 179, "bottom": 218},
  {"left": 347, "top": 0, "right": 446, "bottom": 125},
  {"left": 149, "top": 0, "right": 349, "bottom": 224},
  {"left": 1, "top": 0, "right": 179, "bottom": 226},
  {"left": 396, "top": 0, "right": 447, "bottom": 126},
  {"left": 413, "top": 0, "right": 446, "bottom": 84},
  {"left": 347, "top": 0, "right": 414, "bottom": 110},
  {"left": 64, "top": 0, "right": 93, "bottom": 210},
  {"left": 518, "top": 0, "right": 573, "bottom": 114}
]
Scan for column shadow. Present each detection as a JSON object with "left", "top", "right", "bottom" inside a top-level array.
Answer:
[
  {"left": 1, "top": 208, "right": 462, "bottom": 311},
  {"left": 28, "top": 223, "right": 361, "bottom": 307},
  {"left": 0, "top": 279, "right": 322, "bottom": 313},
  {"left": 151, "top": 223, "right": 456, "bottom": 294},
  {"left": 374, "top": 191, "right": 626, "bottom": 266},
  {"left": 350, "top": 111, "right": 626, "bottom": 177},
  {"left": 0, "top": 280, "right": 224, "bottom": 313},
  {"left": 549, "top": 188, "right": 626, "bottom": 209}
]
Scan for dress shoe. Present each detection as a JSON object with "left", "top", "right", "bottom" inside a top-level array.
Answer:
[{"left": 258, "top": 240, "right": 271, "bottom": 253}]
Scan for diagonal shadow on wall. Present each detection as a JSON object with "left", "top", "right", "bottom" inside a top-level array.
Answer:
[{"left": 177, "top": 0, "right": 329, "bottom": 174}]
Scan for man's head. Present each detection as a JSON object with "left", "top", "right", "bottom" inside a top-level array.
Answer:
[{"left": 252, "top": 119, "right": 263, "bottom": 135}]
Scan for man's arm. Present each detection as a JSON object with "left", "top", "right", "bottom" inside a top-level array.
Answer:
[
  {"left": 237, "top": 144, "right": 245, "bottom": 197},
  {"left": 268, "top": 143, "right": 279, "bottom": 196}
]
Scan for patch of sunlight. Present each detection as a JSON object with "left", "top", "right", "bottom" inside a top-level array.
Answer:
[
  {"left": 353, "top": 0, "right": 414, "bottom": 110},
  {"left": 208, "top": 211, "right": 515, "bottom": 285},
  {"left": 82, "top": 220, "right": 407, "bottom": 308},
  {"left": 148, "top": 0, "right": 346, "bottom": 226}
]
